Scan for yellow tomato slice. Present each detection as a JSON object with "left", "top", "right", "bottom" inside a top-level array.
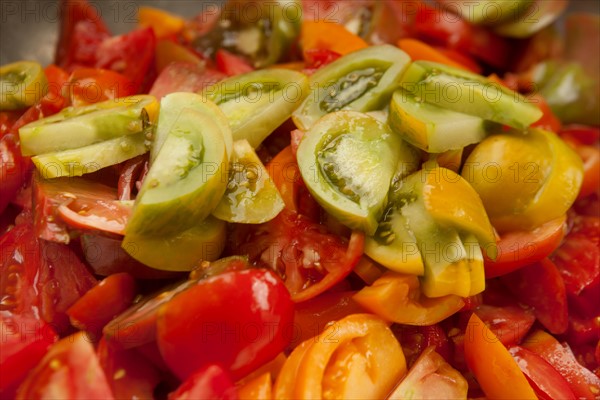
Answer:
[
  {"left": 464, "top": 313, "right": 538, "bottom": 399},
  {"left": 352, "top": 272, "right": 465, "bottom": 325}
]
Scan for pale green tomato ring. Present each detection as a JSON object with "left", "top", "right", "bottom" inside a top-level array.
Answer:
[
  {"left": 19, "top": 95, "right": 157, "bottom": 156},
  {"left": 203, "top": 69, "right": 309, "bottom": 148},
  {"left": 151, "top": 93, "right": 232, "bottom": 164},
  {"left": 0, "top": 61, "right": 48, "bottom": 110},
  {"left": 297, "top": 111, "right": 401, "bottom": 235},
  {"left": 293, "top": 45, "right": 411, "bottom": 130},
  {"left": 32, "top": 132, "right": 148, "bottom": 179}
]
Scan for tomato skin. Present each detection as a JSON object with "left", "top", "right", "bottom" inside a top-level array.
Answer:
[
  {"left": 394, "top": 324, "right": 452, "bottom": 367},
  {"left": 168, "top": 364, "right": 238, "bottom": 400},
  {"left": 508, "top": 345, "right": 577, "bottom": 400},
  {"left": 552, "top": 233, "right": 600, "bottom": 296},
  {"left": 0, "top": 134, "right": 26, "bottom": 214},
  {"left": 502, "top": 258, "right": 569, "bottom": 334},
  {"left": 0, "top": 315, "right": 58, "bottom": 398},
  {"left": 67, "top": 273, "right": 137, "bottom": 339},
  {"left": 484, "top": 212, "right": 567, "bottom": 279},
  {"left": 216, "top": 49, "right": 254, "bottom": 76},
  {"left": 67, "top": 68, "right": 136, "bottom": 107},
  {"left": 16, "top": 332, "right": 114, "bottom": 399},
  {"left": 472, "top": 304, "right": 536, "bottom": 346},
  {"left": 149, "top": 61, "right": 226, "bottom": 99},
  {"left": 157, "top": 269, "right": 294, "bottom": 381},
  {"left": 117, "top": 154, "right": 148, "bottom": 201},
  {"left": 229, "top": 209, "right": 364, "bottom": 302}
]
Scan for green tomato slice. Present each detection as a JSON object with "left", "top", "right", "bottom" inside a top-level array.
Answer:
[
  {"left": 399, "top": 61, "right": 542, "bottom": 130},
  {"left": 151, "top": 92, "right": 232, "bottom": 164},
  {"left": 293, "top": 45, "right": 411, "bottom": 131},
  {"left": 126, "top": 106, "right": 228, "bottom": 237},
  {"left": 389, "top": 89, "right": 501, "bottom": 153},
  {"left": 439, "top": 0, "right": 533, "bottom": 26},
  {"left": 122, "top": 216, "right": 226, "bottom": 271},
  {"left": 20, "top": 95, "right": 159, "bottom": 156},
  {"left": 32, "top": 133, "right": 148, "bottom": 179},
  {"left": 494, "top": 0, "right": 567, "bottom": 38},
  {"left": 202, "top": 69, "right": 309, "bottom": 148},
  {"left": 297, "top": 111, "right": 404, "bottom": 235},
  {"left": 212, "top": 139, "right": 284, "bottom": 223},
  {"left": 0, "top": 61, "right": 48, "bottom": 110}
]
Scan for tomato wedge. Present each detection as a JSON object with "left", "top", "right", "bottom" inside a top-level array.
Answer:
[
  {"left": 484, "top": 215, "right": 567, "bottom": 278},
  {"left": 228, "top": 209, "right": 364, "bottom": 302}
]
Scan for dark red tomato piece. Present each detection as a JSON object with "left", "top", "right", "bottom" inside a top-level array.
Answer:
[
  {"left": 56, "top": 196, "right": 131, "bottom": 236},
  {"left": 302, "top": 48, "right": 341, "bottom": 74},
  {"left": 156, "top": 269, "right": 294, "bottom": 381},
  {"left": 16, "top": 332, "right": 114, "bottom": 399},
  {"left": 523, "top": 330, "right": 600, "bottom": 399},
  {"left": 67, "top": 68, "right": 136, "bottom": 107},
  {"left": 95, "top": 27, "right": 156, "bottom": 93},
  {"left": 67, "top": 273, "right": 137, "bottom": 339},
  {"left": 574, "top": 144, "right": 600, "bottom": 200},
  {"left": 472, "top": 304, "right": 536, "bottom": 346},
  {"left": 561, "top": 125, "right": 600, "bottom": 146},
  {"left": 117, "top": 154, "right": 148, "bottom": 201},
  {"left": 484, "top": 215, "right": 566, "bottom": 278},
  {"left": 508, "top": 345, "right": 577, "bottom": 400},
  {"left": 216, "top": 49, "right": 254, "bottom": 76},
  {"left": 570, "top": 214, "right": 600, "bottom": 247},
  {"left": 393, "top": 324, "right": 452, "bottom": 368},
  {"left": 55, "top": 0, "right": 111, "bottom": 70},
  {"left": 0, "top": 134, "right": 26, "bottom": 214},
  {"left": 97, "top": 338, "right": 162, "bottom": 399},
  {"left": 80, "top": 233, "right": 180, "bottom": 279},
  {"left": 229, "top": 209, "right": 364, "bottom": 302},
  {"left": 501, "top": 258, "right": 569, "bottom": 334},
  {"left": 291, "top": 290, "right": 365, "bottom": 348},
  {"left": 149, "top": 61, "right": 226, "bottom": 99},
  {"left": 0, "top": 315, "right": 58, "bottom": 398},
  {"left": 168, "top": 364, "right": 238, "bottom": 400},
  {"left": 531, "top": 94, "right": 562, "bottom": 133},
  {"left": 413, "top": 4, "right": 510, "bottom": 69},
  {"left": 0, "top": 111, "right": 23, "bottom": 138},
  {"left": 552, "top": 233, "right": 600, "bottom": 296},
  {"left": 564, "top": 315, "right": 600, "bottom": 346}
]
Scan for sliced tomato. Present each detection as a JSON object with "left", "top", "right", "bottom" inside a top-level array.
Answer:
[
  {"left": 228, "top": 209, "right": 364, "bottom": 302},
  {"left": 0, "top": 111, "right": 23, "bottom": 138},
  {"left": 464, "top": 313, "right": 537, "bottom": 399},
  {"left": 413, "top": 5, "right": 510, "bottom": 69},
  {"left": 156, "top": 269, "right": 294, "bottom": 381},
  {"left": 154, "top": 39, "right": 203, "bottom": 73},
  {"left": 552, "top": 233, "right": 600, "bottom": 296},
  {"left": 523, "top": 330, "right": 600, "bottom": 399},
  {"left": 117, "top": 154, "right": 148, "bottom": 201},
  {"left": 0, "top": 315, "right": 58, "bottom": 398},
  {"left": 149, "top": 61, "right": 226, "bottom": 99},
  {"left": 472, "top": 304, "right": 536, "bottom": 346},
  {"left": 15, "top": 332, "right": 114, "bottom": 399},
  {"left": 484, "top": 215, "right": 566, "bottom": 278},
  {"left": 97, "top": 338, "right": 162, "bottom": 399},
  {"left": 67, "top": 273, "right": 137, "bottom": 339},
  {"left": 169, "top": 364, "right": 238, "bottom": 400},
  {"left": 509, "top": 345, "right": 576, "bottom": 400},
  {"left": 574, "top": 144, "right": 600, "bottom": 199},
  {"left": 531, "top": 94, "right": 562, "bottom": 133},
  {"left": 55, "top": 0, "right": 111, "bottom": 70},
  {"left": 501, "top": 258, "right": 569, "bottom": 334},
  {"left": 291, "top": 290, "right": 366, "bottom": 348},
  {"left": 95, "top": 27, "right": 156, "bottom": 93},
  {"left": 393, "top": 324, "right": 452, "bottom": 368},
  {"left": 561, "top": 125, "right": 600, "bottom": 146},
  {"left": 216, "top": 49, "right": 254, "bottom": 76},
  {"left": 67, "top": 68, "right": 136, "bottom": 107},
  {"left": 302, "top": 48, "right": 341, "bottom": 74},
  {"left": 0, "top": 134, "right": 27, "bottom": 214},
  {"left": 57, "top": 197, "right": 131, "bottom": 235}
]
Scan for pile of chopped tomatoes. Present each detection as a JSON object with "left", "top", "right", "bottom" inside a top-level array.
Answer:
[{"left": 1, "top": 0, "right": 599, "bottom": 399}]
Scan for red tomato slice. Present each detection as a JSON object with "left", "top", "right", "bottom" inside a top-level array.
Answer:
[
  {"left": 561, "top": 125, "right": 600, "bottom": 146},
  {"left": 574, "top": 144, "right": 600, "bottom": 200},
  {"left": 157, "top": 269, "right": 294, "bottom": 381},
  {"left": 523, "top": 330, "right": 600, "bottom": 399},
  {"left": 228, "top": 209, "right": 364, "bottom": 302},
  {"left": 531, "top": 94, "right": 563, "bottom": 133},
  {"left": 216, "top": 49, "right": 254, "bottom": 76},
  {"left": 67, "top": 272, "right": 137, "bottom": 339},
  {"left": 149, "top": 61, "right": 226, "bottom": 99},
  {"left": 501, "top": 258, "right": 569, "bottom": 334},
  {"left": 95, "top": 27, "right": 156, "bottom": 93},
  {"left": 97, "top": 338, "right": 162, "bottom": 399},
  {"left": 117, "top": 154, "right": 148, "bottom": 201},
  {"left": 168, "top": 364, "right": 238, "bottom": 400},
  {"left": 552, "top": 233, "right": 600, "bottom": 296},
  {"left": 0, "top": 315, "right": 58, "bottom": 398},
  {"left": 472, "top": 304, "right": 536, "bottom": 346},
  {"left": 508, "top": 345, "right": 577, "bottom": 400},
  {"left": 55, "top": 0, "right": 111, "bottom": 70},
  {"left": 484, "top": 214, "right": 566, "bottom": 278},
  {"left": 0, "top": 134, "right": 26, "bottom": 214},
  {"left": 15, "top": 332, "right": 114, "bottom": 399},
  {"left": 393, "top": 324, "right": 452, "bottom": 368},
  {"left": 67, "top": 68, "right": 136, "bottom": 107},
  {"left": 0, "top": 111, "right": 23, "bottom": 138},
  {"left": 57, "top": 197, "right": 131, "bottom": 235}
]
